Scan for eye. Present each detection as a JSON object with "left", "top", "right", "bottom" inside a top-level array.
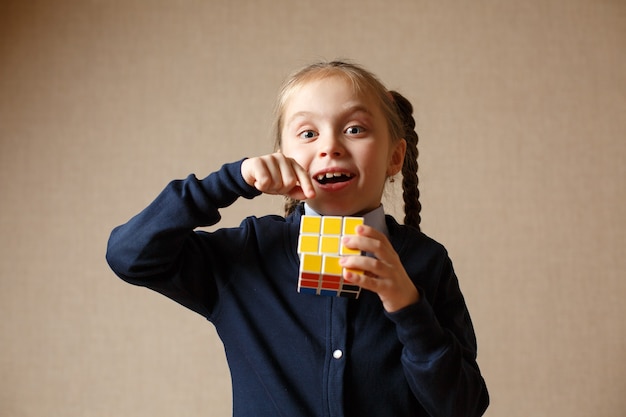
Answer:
[
  {"left": 345, "top": 126, "right": 365, "bottom": 136},
  {"left": 299, "top": 130, "right": 318, "bottom": 140}
]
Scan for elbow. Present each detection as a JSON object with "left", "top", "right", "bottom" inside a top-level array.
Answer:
[
  {"left": 105, "top": 228, "right": 141, "bottom": 283},
  {"left": 105, "top": 238, "right": 131, "bottom": 281},
  {"left": 105, "top": 230, "right": 171, "bottom": 286}
]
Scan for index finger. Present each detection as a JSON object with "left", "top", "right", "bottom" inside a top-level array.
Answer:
[{"left": 292, "top": 162, "right": 316, "bottom": 199}]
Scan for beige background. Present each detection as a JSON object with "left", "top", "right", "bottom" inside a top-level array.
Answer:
[{"left": 1, "top": 0, "right": 624, "bottom": 416}]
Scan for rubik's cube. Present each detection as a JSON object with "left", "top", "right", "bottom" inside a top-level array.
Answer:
[{"left": 297, "top": 215, "right": 364, "bottom": 298}]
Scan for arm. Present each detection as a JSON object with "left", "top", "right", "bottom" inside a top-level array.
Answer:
[
  {"left": 106, "top": 152, "right": 313, "bottom": 318},
  {"left": 105, "top": 159, "right": 261, "bottom": 318},
  {"left": 340, "top": 227, "right": 489, "bottom": 416},
  {"left": 385, "top": 258, "right": 490, "bottom": 417}
]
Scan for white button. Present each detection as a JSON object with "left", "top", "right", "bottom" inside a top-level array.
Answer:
[{"left": 333, "top": 349, "right": 343, "bottom": 359}]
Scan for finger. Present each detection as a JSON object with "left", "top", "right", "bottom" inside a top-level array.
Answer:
[
  {"left": 273, "top": 154, "right": 298, "bottom": 192},
  {"left": 275, "top": 154, "right": 296, "bottom": 190},
  {"left": 242, "top": 157, "right": 269, "bottom": 189},
  {"left": 277, "top": 156, "right": 310, "bottom": 199},
  {"left": 342, "top": 225, "right": 393, "bottom": 260},
  {"left": 271, "top": 155, "right": 314, "bottom": 200},
  {"left": 243, "top": 153, "right": 314, "bottom": 199},
  {"left": 340, "top": 254, "right": 386, "bottom": 280},
  {"left": 277, "top": 160, "right": 306, "bottom": 200},
  {"left": 256, "top": 154, "right": 293, "bottom": 194},
  {"left": 255, "top": 157, "right": 282, "bottom": 193},
  {"left": 342, "top": 266, "right": 391, "bottom": 299},
  {"left": 291, "top": 161, "right": 315, "bottom": 199}
]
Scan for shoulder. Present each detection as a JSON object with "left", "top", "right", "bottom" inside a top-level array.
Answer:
[
  {"left": 232, "top": 212, "right": 300, "bottom": 266},
  {"left": 385, "top": 216, "right": 460, "bottom": 304},
  {"left": 239, "top": 212, "right": 298, "bottom": 229},
  {"left": 385, "top": 215, "right": 448, "bottom": 258},
  {"left": 237, "top": 212, "right": 300, "bottom": 245}
]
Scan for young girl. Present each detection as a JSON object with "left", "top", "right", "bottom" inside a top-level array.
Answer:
[{"left": 106, "top": 61, "right": 489, "bottom": 417}]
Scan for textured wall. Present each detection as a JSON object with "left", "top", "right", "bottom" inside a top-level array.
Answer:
[{"left": 1, "top": 0, "right": 624, "bottom": 416}]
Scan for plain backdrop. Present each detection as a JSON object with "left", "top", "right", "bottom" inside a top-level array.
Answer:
[{"left": 1, "top": 0, "right": 624, "bottom": 416}]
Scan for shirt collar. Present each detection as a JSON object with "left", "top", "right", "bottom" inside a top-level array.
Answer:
[{"left": 303, "top": 203, "right": 389, "bottom": 238}]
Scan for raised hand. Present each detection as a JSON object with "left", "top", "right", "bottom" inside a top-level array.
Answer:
[
  {"left": 340, "top": 225, "right": 420, "bottom": 312},
  {"left": 241, "top": 153, "right": 316, "bottom": 201}
]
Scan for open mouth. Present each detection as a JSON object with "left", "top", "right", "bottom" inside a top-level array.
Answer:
[{"left": 315, "top": 172, "right": 355, "bottom": 185}]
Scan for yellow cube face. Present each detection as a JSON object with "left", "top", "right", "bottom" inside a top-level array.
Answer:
[
  {"left": 300, "top": 215, "right": 321, "bottom": 234},
  {"left": 298, "top": 235, "right": 320, "bottom": 253},
  {"left": 342, "top": 217, "right": 364, "bottom": 235},
  {"left": 322, "top": 216, "right": 343, "bottom": 235},
  {"left": 320, "top": 236, "right": 340, "bottom": 254},
  {"left": 301, "top": 253, "right": 323, "bottom": 273},
  {"left": 322, "top": 256, "right": 343, "bottom": 275},
  {"left": 340, "top": 245, "right": 360, "bottom": 256},
  {"left": 297, "top": 215, "right": 364, "bottom": 299}
]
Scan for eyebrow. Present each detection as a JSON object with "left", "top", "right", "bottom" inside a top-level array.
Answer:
[{"left": 286, "top": 105, "right": 374, "bottom": 126}]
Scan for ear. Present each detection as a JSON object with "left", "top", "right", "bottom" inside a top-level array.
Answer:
[{"left": 387, "top": 138, "right": 407, "bottom": 176}]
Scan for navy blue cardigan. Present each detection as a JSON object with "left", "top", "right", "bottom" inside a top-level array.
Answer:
[{"left": 106, "top": 160, "right": 489, "bottom": 417}]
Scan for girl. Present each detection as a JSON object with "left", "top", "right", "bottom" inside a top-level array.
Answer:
[{"left": 106, "top": 61, "right": 489, "bottom": 417}]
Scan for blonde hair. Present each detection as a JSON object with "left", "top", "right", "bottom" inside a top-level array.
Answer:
[{"left": 274, "top": 61, "right": 422, "bottom": 231}]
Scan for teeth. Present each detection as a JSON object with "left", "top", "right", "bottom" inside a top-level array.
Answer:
[{"left": 316, "top": 172, "right": 351, "bottom": 181}]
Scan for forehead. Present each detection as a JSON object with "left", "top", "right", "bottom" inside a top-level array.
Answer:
[{"left": 282, "top": 75, "right": 381, "bottom": 117}]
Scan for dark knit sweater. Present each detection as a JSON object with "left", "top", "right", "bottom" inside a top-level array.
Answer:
[{"left": 106, "top": 160, "right": 489, "bottom": 417}]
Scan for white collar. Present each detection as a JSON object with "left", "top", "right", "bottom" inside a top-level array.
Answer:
[{"left": 303, "top": 203, "right": 389, "bottom": 238}]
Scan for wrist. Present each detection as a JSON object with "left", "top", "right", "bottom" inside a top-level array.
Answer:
[
  {"left": 240, "top": 158, "right": 253, "bottom": 186},
  {"left": 383, "top": 287, "right": 420, "bottom": 313}
]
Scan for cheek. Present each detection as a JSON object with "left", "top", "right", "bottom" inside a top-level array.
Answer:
[
  {"left": 281, "top": 145, "right": 310, "bottom": 168},
  {"left": 361, "top": 145, "right": 391, "bottom": 171},
  {"left": 279, "top": 138, "right": 295, "bottom": 157}
]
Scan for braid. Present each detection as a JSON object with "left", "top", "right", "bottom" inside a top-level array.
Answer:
[
  {"left": 390, "top": 91, "right": 422, "bottom": 231},
  {"left": 284, "top": 197, "right": 299, "bottom": 217}
]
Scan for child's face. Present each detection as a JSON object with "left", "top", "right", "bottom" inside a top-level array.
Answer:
[{"left": 280, "top": 75, "right": 406, "bottom": 216}]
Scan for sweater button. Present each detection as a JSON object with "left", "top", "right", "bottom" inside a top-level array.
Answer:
[{"left": 332, "top": 349, "right": 343, "bottom": 359}]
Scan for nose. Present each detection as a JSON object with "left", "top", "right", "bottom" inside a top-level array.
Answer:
[{"left": 318, "top": 132, "right": 345, "bottom": 158}]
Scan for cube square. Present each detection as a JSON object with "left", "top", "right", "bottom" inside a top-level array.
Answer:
[
  {"left": 321, "top": 216, "right": 343, "bottom": 235},
  {"left": 298, "top": 235, "right": 320, "bottom": 253},
  {"left": 299, "top": 278, "right": 320, "bottom": 289},
  {"left": 342, "top": 217, "right": 364, "bottom": 235},
  {"left": 320, "top": 236, "right": 341, "bottom": 254},
  {"left": 301, "top": 253, "right": 322, "bottom": 273},
  {"left": 322, "top": 255, "right": 343, "bottom": 275},
  {"left": 320, "top": 281, "right": 341, "bottom": 290},
  {"left": 299, "top": 287, "right": 318, "bottom": 295},
  {"left": 300, "top": 215, "right": 322, "bottom": 234}
]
